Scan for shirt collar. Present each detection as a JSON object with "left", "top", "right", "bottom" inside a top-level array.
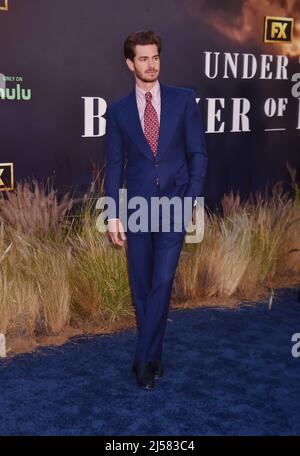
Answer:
[{"left": 135, "top": 79, "right": 160, "bottom": 102}]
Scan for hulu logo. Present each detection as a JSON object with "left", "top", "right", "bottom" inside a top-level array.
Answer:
[{"left": 0, "top": 75, "right": 31, "bottom": 101}]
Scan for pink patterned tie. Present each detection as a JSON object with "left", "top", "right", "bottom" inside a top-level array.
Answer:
[{"left": 144, "top": 91, "right": 159, "bottom": 157}]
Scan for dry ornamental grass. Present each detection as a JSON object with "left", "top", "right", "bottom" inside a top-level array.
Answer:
[{"left": 0, "top": 167, "right": 299, "bottom": 356}]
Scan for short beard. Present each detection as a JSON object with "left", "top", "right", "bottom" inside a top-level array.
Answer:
[
  {"left": 142, "top": 76, "right": 157, "bottom": 83},
  {"left": 137, "top": 73, "right": 158, "bottom": 83}
]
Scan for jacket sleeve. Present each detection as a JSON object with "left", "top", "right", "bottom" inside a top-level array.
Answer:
[
  {"left": 183, "top": 89, "right": 208, "bottom": 205},
  {"left": 104, "top": 105, "right": 125, "bottom": 219}
]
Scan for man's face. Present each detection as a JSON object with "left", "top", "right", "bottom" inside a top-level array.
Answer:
[{"left": 126, "top": 44, "right": 160, "bottom": 83}]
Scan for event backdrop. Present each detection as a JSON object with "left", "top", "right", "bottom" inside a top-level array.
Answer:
[{"left": 0, "top": 0, "right": 299, "bottom": 209}]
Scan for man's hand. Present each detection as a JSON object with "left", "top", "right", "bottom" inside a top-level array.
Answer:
[{"left": 107, "top": 218, "right": 126, "bottom": 248}]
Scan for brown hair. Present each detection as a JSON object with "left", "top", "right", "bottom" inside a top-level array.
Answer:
[{"left": 123, "top": 30, "right": 162, "bottom": 62}]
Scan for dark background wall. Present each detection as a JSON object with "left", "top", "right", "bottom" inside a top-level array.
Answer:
[{"left": 0, "top": 0, "right": 299, "bottom": 210}]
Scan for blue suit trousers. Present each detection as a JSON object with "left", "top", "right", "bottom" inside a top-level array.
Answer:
[{"left": 125, "top": 187, "right": 186, "bottom": 364}]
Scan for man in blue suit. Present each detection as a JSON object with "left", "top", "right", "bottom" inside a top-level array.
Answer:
[{"left": 104, "top": 30, "right": 207, "bottom": 389}]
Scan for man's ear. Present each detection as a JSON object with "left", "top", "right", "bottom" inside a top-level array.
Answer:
[{"left": 125, "top": 58, "right": 134, "bottom": 72}]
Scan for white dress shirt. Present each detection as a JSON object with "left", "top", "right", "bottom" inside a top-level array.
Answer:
[{"left": 135, "top": 79, "right": 161, "bottom": 131}]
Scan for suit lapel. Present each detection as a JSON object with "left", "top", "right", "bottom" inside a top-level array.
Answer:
[
  {"left": 123, "top": 81, "right": 179, "bottom": 161},
  {"left": 126, "top": 88, "right": 152, "bottom": 160},
  {"left": 157, "top": 82, "right": 178, "bottom": 161}
]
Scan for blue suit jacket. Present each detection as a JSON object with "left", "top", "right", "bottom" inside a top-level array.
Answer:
[{"left": 104, "top": 81, "right": 208, "bottom": 222}]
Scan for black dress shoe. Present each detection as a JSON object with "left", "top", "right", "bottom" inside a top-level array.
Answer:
[
  {"left": 148, "top": 360, "right": 164, "bottom": 379},
  {"left": 132, "top": 361, "right": 155, "bottom": 389}
]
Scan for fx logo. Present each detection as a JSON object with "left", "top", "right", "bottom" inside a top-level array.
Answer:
[
  {"left": 0, "top": 0, "right": 8, "bottom": 11},
  {"left": 0, "top": 163, "right": 14, "bottom": 191},
  {"left": 264, "top": 16, "right": 293, "bottom": 43}
]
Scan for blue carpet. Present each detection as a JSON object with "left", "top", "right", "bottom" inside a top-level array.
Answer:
[{"left": 0, "top": 288, "right": 300, "bottom": 436}]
